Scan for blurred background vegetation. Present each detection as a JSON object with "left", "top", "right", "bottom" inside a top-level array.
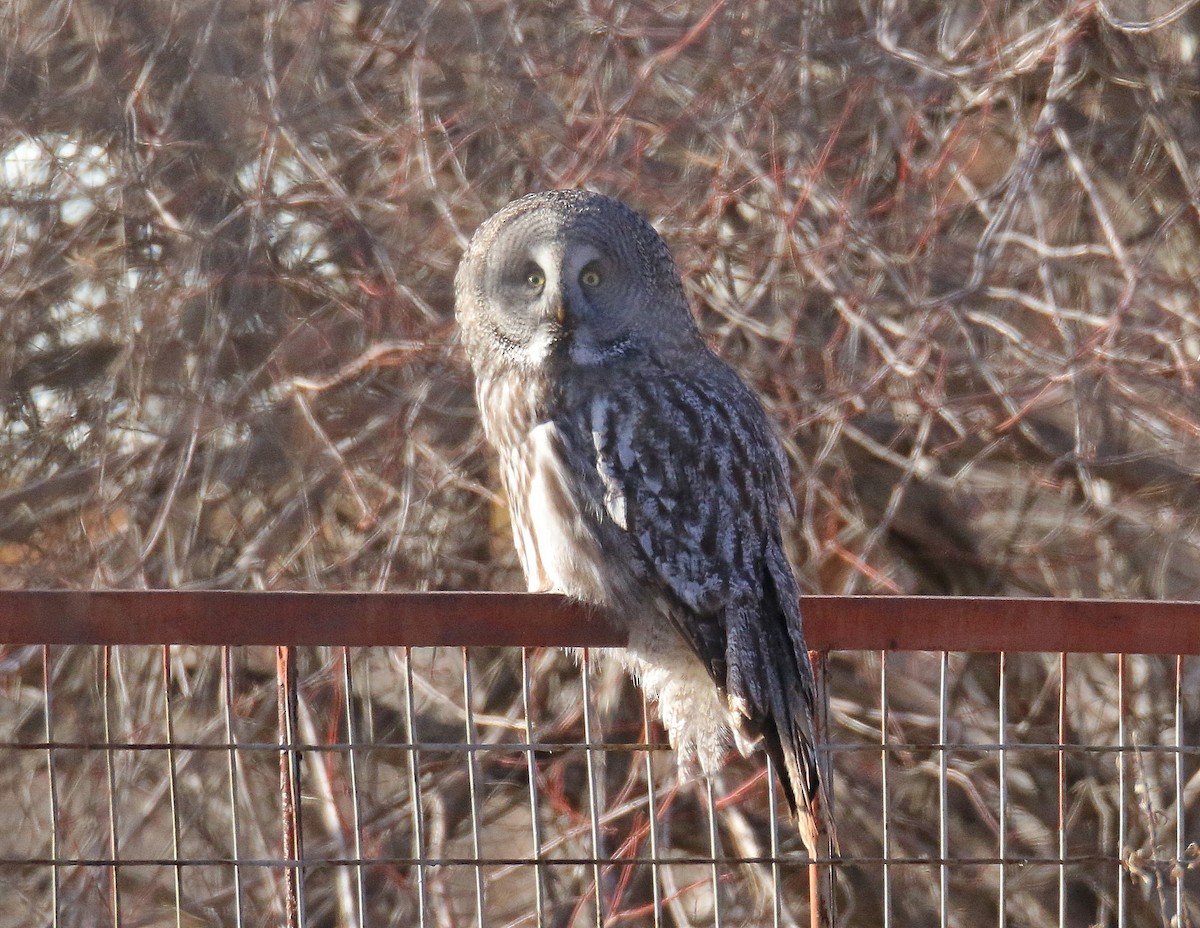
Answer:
[
  {"left": 1, "top": 1, "right": 1198, "bottom": 926},
  {"left": 3, "top": 0, "right": 1199, "bottom": 597}
]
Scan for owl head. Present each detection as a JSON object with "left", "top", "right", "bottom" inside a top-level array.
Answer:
[{"left": 455, "top": 190, "right": 703, "bottom": 373}]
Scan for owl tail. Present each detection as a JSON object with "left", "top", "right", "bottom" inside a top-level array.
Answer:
[
  {"left": 758, "top": 664, "right": 837, "bottom": 928},
  {"left": 759, "top": 675, "right": 837, "bottom": 860}
]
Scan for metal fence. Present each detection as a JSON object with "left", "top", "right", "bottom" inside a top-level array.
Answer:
[{"left": 0, "top": 592, "right": 1197, "bottom": 928}]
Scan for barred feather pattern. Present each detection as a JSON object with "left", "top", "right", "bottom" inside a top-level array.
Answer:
[{"left": 457, "top": 190, "right": 833, "bottom": 857}]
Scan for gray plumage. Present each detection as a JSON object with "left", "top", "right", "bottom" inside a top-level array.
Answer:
[{"left": 454, "top": 189, "right": 831, "bottom": 856}]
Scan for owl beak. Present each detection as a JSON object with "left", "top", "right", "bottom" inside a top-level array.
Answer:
[{"left": 551, "top": 290, "right": 571, "bottom": 328}]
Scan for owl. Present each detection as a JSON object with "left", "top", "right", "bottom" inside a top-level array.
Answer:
[{"left": 454, "top": 189, "right": 831, "bottom": 857}]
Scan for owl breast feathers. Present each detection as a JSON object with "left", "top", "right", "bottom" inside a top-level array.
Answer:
[{"left": 454, "top": 189, "right": 832, "bottom": 856}]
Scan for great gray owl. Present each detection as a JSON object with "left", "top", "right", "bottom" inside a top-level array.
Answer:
[{"left": 454, "top": 189, "right": 831, "bottom": 856}]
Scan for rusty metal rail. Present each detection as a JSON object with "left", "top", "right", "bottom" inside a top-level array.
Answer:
[
  {"left": 2, "top": 591, "right": 1199, "bottom": 652},
  {"left": 0, "top": 593, "right": 1196, "bottom": 928}
]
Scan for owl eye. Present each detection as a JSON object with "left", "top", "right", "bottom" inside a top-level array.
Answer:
[
  {"left": 579, "top": 264, "right": 602, "bottom": 287},
  {"left": 524, "top": 266, "right": 546, "bottom": 291}
]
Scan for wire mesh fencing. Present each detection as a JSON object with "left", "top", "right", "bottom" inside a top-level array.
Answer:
[{"left": 0, "top": 593, "right": 1197, "bottom": 928}]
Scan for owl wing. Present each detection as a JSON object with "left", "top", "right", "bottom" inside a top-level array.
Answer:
[
  {"left": 579, "top": 365, "right": 800, "bottom": 668},
  {"left": 565, "top": 362, "right": 828, "bottom": 854}
]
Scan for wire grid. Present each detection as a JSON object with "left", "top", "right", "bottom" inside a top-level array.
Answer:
[{"left": 0, "top": 642, "right": 1196, "bottom": 928}]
